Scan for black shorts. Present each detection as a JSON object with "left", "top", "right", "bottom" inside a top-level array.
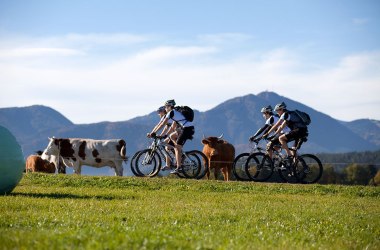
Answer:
[
  {"left": 176, "top": 126, "right": 194, "bottom": 146},
  {"left": 267, "top": 134, "right": 281, "bottom": 151},
  {"left": 284, "top": 127, "right": 308, "bottom": 143}
]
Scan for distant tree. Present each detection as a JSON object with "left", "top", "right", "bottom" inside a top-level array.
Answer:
[
  {"left": 343, "top": 164, "right": 377, "bottom": 185},
  {"left": 371, "top": 170, "right": 380, "bottom": 186},
  {"left": 319, "top": 164, "right": 338, "bottom": 184}
]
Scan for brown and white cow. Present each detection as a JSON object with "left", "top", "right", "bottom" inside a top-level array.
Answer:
[
  {"left": 26, "top": 155, "right": 56, "bottom": 173},
  {"left": 42, "top": 137, "right": 127, "bottom": 176},
  {"left": 202, "top": 135, "right": 235, "bottom": 181}
]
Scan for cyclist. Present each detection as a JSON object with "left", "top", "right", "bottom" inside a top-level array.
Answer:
[
  {"left": 147, "top": 99, "right": 195, "bottom": 174},
  {"left": 263, "top": 102, "right": 308, "bottom": 160},
  {"left": 249, "top": 105, "right": 279, "bottom": 142},
  {"left": 152, "top": 106, "right": 172, "bottom": 137},
  {"left": 156, "top": 106, "right": 175, "bottom": 171}
]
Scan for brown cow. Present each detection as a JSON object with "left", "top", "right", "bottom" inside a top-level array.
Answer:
[
  {"left": 202, "top": 135, "right": 235, "bottom": 181},
  {"left": 25, "top": 155, "right": 56, "bottom": 173}
]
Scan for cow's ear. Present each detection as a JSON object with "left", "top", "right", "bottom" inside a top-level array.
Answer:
[
  {"left": 54, "top": 138, "right": 59, "bottom": 145},
  {"left": 201, "top": 139, "right": 209, "bottom": 145}
]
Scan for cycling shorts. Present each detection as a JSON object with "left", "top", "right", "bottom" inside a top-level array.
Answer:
[
  {"left": 176, "top": 126, "right": 194, "bottom": 146},
  {"left": 284, "top": 127, "right": 308, "bottom": 143}
]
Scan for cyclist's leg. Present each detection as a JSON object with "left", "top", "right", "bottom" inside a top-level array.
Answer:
[
  {"left": 174, "top": 126, "right": 194, "bottom": 170},
  {"left": 169, "top": 131, "right": 180, "bottom": 170},
  {"left": 164, "top": 138, "right": 175, "bottom": 169},
  {"left": 280, "top": 133, "right": 291, "bottom": 157},
  {"left": 266, "top": 136, "right": 280, "bottom": 159}
]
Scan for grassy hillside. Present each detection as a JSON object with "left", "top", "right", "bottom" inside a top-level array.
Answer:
[{"left": 1, "top": 174, "right": 379, "bottom": 249}]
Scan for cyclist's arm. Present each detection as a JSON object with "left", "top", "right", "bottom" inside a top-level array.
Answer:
[
  {"left": 274, "top": 120, "right": 287, "bottom": 135},
  {"left": 151, "top": 117, "right": 169, "bottom": 134},
  {"left": 159, "top": 123, "right": 171, "bottom": 136},
  {"left": 252, "top": 124, "right": 270, "bottom": 138},
  {"left": 265, "top": 119, "right": 282, "bottom": 135}
]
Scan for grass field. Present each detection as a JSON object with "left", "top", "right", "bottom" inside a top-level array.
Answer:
[{"left": 1, "top": 174, "right": 379, "bottom": 250}]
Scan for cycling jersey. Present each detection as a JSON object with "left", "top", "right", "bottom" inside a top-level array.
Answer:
[
  {"left": 166, "top": 109, "right": 194, "bottom": 127},
  {"left": 252, "top": 115, "right": 281, "bottom": 139},
  {"left": 281, "top": 111, "right": 306, "bottom": 130}
]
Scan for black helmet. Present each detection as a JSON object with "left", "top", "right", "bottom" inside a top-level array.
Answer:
[
  {"left": 164, "top": 99, "right": 176, "bottom": 107},
  {"left": 157, "top": 106, "right": 166, "bottom": 113},
  {"left": 260, "top": 105, "right": 273, "bottom": 113},
  {"left": 274, "top": 102, "right": 287, "bottom": 111}
]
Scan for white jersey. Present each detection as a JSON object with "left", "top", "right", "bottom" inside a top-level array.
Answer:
[
  {"left": 279, "top": 113, "right": 291, "bottom": 133},
  {"left": 166, "top": 109, "right": 194, "bottom": 127}
]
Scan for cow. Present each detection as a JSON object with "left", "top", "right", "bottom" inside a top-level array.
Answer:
[
  {"left": 202, "top": 135, "right": 235, "bottom": 181},
  {"left": 41, "top": 137, "right": 128, "bottom": 176},
  {"left": 36, "top": 150, "right": 66, "bottom": 174},
  {"left": 25, "top": 155, "right": 56, "bottom": 173}
]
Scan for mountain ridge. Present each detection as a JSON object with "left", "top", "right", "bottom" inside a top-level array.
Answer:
[{"left": 1, "top": 92, "right": 379, "bottom": 162}]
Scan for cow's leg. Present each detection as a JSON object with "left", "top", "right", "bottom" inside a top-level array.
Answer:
[
  {"left": 214, "top": 167, "right": 219, "bottom": 180},
  {"left": 114, "top": 161, "right": 124, "bottom": 176},
  {"left": 221, "top": 166, "right": 230, "bottom": 181},
  {"left": 72, "top": 162, "right": 81, "bottom": 175}
]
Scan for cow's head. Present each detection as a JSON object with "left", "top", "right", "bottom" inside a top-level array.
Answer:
[
  {"left": 201, "top": 134, "right": 224, "bottom": 157},
  {"left": 42, "top": 137, "right": 60, "bottom": 156}
]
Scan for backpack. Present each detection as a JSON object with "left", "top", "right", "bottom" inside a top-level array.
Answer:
[
  {"left": 290, "top": 109, "right": 311, "bottom": 126},
  {"left": 175, "top": 106, "right": 194, "bottom": 122}
]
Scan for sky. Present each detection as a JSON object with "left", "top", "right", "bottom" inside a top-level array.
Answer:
[{"left": 0, "top": 0, "right": 379, "bottom": 123}]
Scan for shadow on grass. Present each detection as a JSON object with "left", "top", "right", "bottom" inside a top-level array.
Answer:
[{"left": 10, "top": 192, "right": 138, "bottom": 200}]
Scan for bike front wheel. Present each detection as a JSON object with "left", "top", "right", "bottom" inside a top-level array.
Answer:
[
  {"left": 232, "top": 153, "right": 251, "bottom": 181},
  {"left": 245, "top": 153, "right": 274, "bottom": 182},
  {"left": 134, "top": 149, "right": 161, "bottom": 177}
]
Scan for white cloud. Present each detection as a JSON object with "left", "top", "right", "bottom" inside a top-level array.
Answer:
[
  {"left": 63, "top": 33, "right": 151, "bottom": 45},
  {"left": 0, "top": 47, "right": 84, "bottom": 58},
  {"left": 0, "top": 33, "right": 379, "bottom": 123},
  {"left": 129, "top": 46, "right": 218, "bottom": 64},
  {"left": 198, "top": 33, "right": 253, "bottom": 44}
]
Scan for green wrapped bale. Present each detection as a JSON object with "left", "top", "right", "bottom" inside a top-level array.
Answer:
[{"left": 0, "top": 125, "right": 25, "bottom": 195}]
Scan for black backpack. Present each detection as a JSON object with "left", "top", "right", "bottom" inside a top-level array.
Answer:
[
  {"left": 175, "top": 106, "right": 194, "bottom": 122},
  {"left": 290, "top": 109, "right": 311, "bottom": 126}
]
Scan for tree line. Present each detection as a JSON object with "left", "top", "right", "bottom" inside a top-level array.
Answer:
[{"left": 315, "top": 150, "right": 380, "bottom": 186}]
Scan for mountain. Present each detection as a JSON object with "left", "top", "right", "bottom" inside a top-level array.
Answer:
[
  {"left": 0, "top": 92, "right": 379, "bottom": 176},
  {"left": 341, "top": 119, "right": 380, "bottom": 147}
]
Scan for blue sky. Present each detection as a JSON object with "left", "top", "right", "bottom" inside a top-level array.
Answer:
[{"left": 0, "top": 0, "right": 379, "bottom": 123}]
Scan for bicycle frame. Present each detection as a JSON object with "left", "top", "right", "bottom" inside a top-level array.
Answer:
[{"left": 143, "top": 136, "right": 196, "bottom": 169}]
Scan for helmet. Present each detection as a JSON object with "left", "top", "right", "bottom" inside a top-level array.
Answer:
[
  {"left": 164, "top": 99, "right": 176, "bottom": 107},
  {"left": 260, "top": 105, "right": 273, "bottom": 113},
  {"left": 274, "top": 102, "right": 287, "bottom": 111},
  {"left": 157, "top": 106, "right": 166, "bottom": 113}
]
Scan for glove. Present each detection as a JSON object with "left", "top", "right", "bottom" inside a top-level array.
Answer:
[
  {"left": 249, "top": 136, "right": 255, "bottom": 142},
  {"left": 150, "top": 132, "right": 156, "bottom": 138}
]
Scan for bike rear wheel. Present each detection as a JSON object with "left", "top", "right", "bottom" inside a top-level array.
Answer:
[
  {"left": 245, "top": 153, "right": 274, "bottom": 182},
  {"left": 185, "top": 150, "right": 209, "bottom": 179},
  {"left": 295, "top": 154, "right": 323, "bottom": 184},
  {"left": 180, "top": 151, "right": 202, "bottom": 179},
  {"left": 130, "top": 150, "right": 144, "bottom": 176},
  {"left": 134, "top": 149, "right": 161, "bottom": 177},
  {"left": 278, "top": 159, "right": 299, "bottom": 183},
  {"left": 232, "top": 153, "right": 251, "bottom": 181}
]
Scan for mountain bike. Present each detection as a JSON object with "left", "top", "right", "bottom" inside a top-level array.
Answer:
[
  {"left": 130, "top": 135, "right": 209, "bottom": 179},
  {"left": 232, "top": 139, "right": 267, "bottom": 181},
  {"left": 245, "top": 137, "right": 323, "bottom": 184}
]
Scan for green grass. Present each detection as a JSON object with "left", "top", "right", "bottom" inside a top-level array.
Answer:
[{"left": 1, "top": 174, "right": 379, "bottom": 250}]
